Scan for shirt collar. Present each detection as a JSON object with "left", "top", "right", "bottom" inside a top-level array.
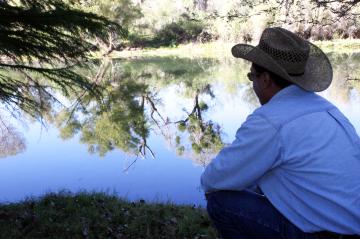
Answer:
[{"left": 268, "top": 84, "right": 307, "bottom": 103}]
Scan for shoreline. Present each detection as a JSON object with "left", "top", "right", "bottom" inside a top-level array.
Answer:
[
  {"left": 0, "top": 191, "right": 216, "bottom": 238},
  {"left": 109, "top": 39, "right": 360, "bottom": 59}
]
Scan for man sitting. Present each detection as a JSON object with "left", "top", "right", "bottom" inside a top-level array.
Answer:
[{"left": 201, "top": 27, "right": 360, "bottom": 239}]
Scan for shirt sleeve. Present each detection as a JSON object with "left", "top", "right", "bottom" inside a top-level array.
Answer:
[{"left": 200, "top": 113, "right": 282, "bottom": 192}]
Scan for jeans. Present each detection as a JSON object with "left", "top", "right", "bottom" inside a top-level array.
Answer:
[{"left": 206, "top": 190, "right": 321, "bottom": 239}]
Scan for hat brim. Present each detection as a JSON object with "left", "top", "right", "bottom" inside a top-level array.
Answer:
[{"left": 231, "top": 42, "right": 333, "bottom": 92}]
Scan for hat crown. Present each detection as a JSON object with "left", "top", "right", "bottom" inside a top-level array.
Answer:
[
  {"left": 231, "top": 26, "right": 333, "bottom": 92},
  {"left": 258, "top": 27, "right": 310, "bottom": 75}
]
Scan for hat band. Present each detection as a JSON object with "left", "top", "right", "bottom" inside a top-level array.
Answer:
[{"left": 289, "top": 72, "right": 305, "bottom": 76}]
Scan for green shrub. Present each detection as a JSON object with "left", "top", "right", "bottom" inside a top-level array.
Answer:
[{"left": 153, "top": 20, "right": 206, "bottom": 47}]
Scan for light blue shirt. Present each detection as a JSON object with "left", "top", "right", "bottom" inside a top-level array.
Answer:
[{"left": 201, "top": 85, "right": 360, "bottom": 234}]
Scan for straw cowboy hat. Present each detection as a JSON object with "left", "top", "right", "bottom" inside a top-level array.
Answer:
[{"left": 231, "top": 27, "right": 333, "bottom": 92}]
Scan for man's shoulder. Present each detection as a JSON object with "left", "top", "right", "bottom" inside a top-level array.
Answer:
[{"left": 253, "top": 87, "right": 336, "bottom": 130}]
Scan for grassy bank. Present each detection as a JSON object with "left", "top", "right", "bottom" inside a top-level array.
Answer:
[
  {"left": 111, "top": 42, "right": 235, "bottom": 59},
  {"left": 110, "top": 39, "right": 360, "bottom": 59},
  {"left": 0, "top": 192, "right": 217, "bottom": 239},
  {"left": 313, "top": 39, "right": 360, "bottom": 54}
]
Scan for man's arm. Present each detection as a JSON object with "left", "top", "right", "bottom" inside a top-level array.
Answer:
[{"left": 201, "top": 114, "right": 282, "bottom": 192}]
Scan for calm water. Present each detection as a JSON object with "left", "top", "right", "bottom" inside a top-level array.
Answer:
[{"left": 1, "top": 53, "right": 360, "bottom": 206}]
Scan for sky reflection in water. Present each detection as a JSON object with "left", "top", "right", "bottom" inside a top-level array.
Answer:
[{"left": 0, "top": 53, "right": 359, "bottom": 206}]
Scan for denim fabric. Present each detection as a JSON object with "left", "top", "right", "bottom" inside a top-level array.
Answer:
[{"left": 206, "top": 190, "right": 320, "bottom": 239}]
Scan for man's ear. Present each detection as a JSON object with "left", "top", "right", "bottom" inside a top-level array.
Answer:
[{"left": 261, "top": 72, "right": 272, "bottom": 89}]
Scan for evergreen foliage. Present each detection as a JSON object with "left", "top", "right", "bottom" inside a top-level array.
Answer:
[{"left": 0, "top": 0, "right": 123, "bottom": 118}]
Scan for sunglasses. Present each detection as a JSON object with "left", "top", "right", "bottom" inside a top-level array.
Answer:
[{"left": 247, "top": 72, "right": 260, "bottom": 81}]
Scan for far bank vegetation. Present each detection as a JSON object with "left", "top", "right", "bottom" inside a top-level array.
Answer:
[{"left": 70, "top": 0, "right": 360, "bottom": 49}]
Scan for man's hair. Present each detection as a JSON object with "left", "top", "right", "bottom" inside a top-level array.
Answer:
[{"left": 252, "top": 64, "right": 293, "bottom": 89}]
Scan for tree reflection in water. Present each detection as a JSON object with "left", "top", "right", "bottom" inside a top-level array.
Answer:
[
  {"left": 54, "top": 57, "right": 228, "bottom": 167},
  {"left": 0, "top": 117, "right": 26, "bottom": 158},
  {"left": 5, "top": 53, "right": 360, "bottom": 167},
  {"left": 173, "top": 85, "right": 223, "bottom": 166},
  {"left": 54, "top": 53, "right": 360, "bottom": 167}
]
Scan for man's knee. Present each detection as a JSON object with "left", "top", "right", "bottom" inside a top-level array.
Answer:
[
  {"left": 205, "top": 190, "right": 249, "bottom": 222},
  {"left": 205, "top": 191, "right": 221, "bottom": 221},
  {"left": 205, "top": 190, "right": 272, "bottom": 225},
  {"left": 204, "top": 190, "right": 290, "bottom": 239}
]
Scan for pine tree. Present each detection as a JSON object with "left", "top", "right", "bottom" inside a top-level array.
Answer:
[{"left": 0, "top": 0, "right": 124, "bottom": 118}]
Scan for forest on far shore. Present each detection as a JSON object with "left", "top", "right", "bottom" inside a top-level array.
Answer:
[{"left": 66, "top": 0, "right": 360, "bottom": 49}]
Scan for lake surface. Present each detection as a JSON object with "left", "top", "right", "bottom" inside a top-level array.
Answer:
[{"left": 1, "top": 52, "right": 360, "bottom": 206}]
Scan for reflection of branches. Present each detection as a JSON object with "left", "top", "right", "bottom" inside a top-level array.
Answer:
[
  {"left": 141, "top": 92, "right": 177, "bottom": 146},
  {"left": 123, "top": 156, "right": 140, "bottom": 172},
  {"left": 0, "top": 0, "right": 121, "bottom": 120},
  {"left": 54, "top": 57, "right": 226, "bottom": 168},
  {"left": 0, "top": 62, "right": 103, "bottom": 122},
  {"left": 138, "top": 139, "right": 155, "bottom": 159},
  {"left": 143, "top": 93, "right": 167, "bottom": 126},
  {"left": 174, "top": 84, "right": 214, "bottom": 123},
  {"left": 174, "top": 90, "right": 205, "bottom": 132},
  {"left": 138, "top": 95, "right": 156, "bottom": 160},
  {"left": 169, "top": 86, "right": 224, "bottom": 166},
  {"left": 0, "top": 116, "right": 26, "bottom": 158},
  {"left": 124, "top": 135, "right": 155, "bottom": 172}
]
